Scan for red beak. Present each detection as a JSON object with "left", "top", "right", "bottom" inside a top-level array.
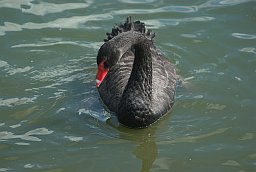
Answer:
[{"left": 96, "top": 60, "right": 109, "bottom": 87}]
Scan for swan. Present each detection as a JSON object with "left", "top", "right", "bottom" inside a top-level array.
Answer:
[{"left": 96, "top": 17, "right": 177, "bottom": 128}]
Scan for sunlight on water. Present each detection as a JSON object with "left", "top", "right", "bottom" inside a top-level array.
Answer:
[
  {"left": 113, "top": 5, "right": 198, "bottom": 15},
  {"left": 0, "top": 14, "right": 113, "bottom": 36},
  {"left": 0, "top": 127, "right": 53, "bottom": 143},
  {"left": 119, "top": 0, "right": 158, "bottom": 4},
  {"left": 239, "top": 47, "right": 256, "bottom": 54},
  {"left": 0, "top": 60, "right": 33, "bottom": 75},
  {"left": 232, "top": 33, "right": 256, "bottom": 39},
  {"left": 0, "top": 97, "right": 37, "bottom": 107},
  {"left": 0, "top": 0, "right": 93, "bottom": 16},
  {"left": 144, "top": 16, "right": 215, "bottom": 29},
  {"left": 64, "top": 135, "right": 83, "bottom": 142}
]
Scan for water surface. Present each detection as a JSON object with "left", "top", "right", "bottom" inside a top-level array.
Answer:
[{"left": 0, "top": 0, "right": 256, "bottom": 171}]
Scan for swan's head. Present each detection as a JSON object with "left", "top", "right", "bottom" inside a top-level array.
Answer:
[
  {"left": 96, "top": 42, "right": 123, "bottom": 87},
  {"left": 96, "top": 30, "right": 142, "bottom": 87},
  {"left": 96, "top": 16, "right": 155, "bottom": 87}
]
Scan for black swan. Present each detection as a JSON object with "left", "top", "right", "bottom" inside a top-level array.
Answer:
[{"left": 96, "top": 17, "right": 177, "bottom": 128}]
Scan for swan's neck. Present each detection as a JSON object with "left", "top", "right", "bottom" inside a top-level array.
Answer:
[
  {"left": 126, "top": 41, "right": 152, "bottom": 98},
  {"left": 117, "top": 40, "right": 153, "bottom": 127}
]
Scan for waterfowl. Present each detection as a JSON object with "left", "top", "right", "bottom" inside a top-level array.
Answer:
[{"left": 96, "top": 17, "right": 177, "bottom": 128}]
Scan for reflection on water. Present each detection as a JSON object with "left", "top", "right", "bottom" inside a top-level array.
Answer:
[
  {"left": 112, "top": 124, "right": 230, "bottom": 172},
  {"left": 0, "top": 0, "right": 256, "bottom": 171},
  {"left": 134, "top": 138, "right": 157, "bottom": 172}
]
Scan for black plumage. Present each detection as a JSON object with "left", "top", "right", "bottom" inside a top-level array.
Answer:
[{"left": 96, "top": 17, "right": 177, "bottom": 128}]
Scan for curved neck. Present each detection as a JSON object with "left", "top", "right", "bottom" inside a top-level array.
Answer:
[
  {"left": 125, "top": 40, "right": 152, "bottom": 99},
  {"left": 118, "top": 37, "right": 153, "bottom": 112},
  {"left": 117, "top": 37, "right": 153, "bottom": 127},
  {"left": 99, "top": 31, "right": 153, "bottom": 97}
]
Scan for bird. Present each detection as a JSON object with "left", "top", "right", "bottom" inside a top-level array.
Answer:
[{"left": 96, "top": 16, "right": 177, "bottom": 128}]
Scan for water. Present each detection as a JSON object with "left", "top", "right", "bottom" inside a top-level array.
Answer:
[{"left": 0, "top": 0, "right": 256, "bottom": 171}]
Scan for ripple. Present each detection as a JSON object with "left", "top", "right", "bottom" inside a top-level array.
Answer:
[
  {"left": 25, "top": 54, "right": 95, "bottom": 95},
  {"left": 24, "top": 164, "right": 34, "bottom": 169},
  {"left": 161, "top": 5, "right": 198, "bottom": 13},
  {"left": 185, "top": 16, "right": 215, "bottom": 22},
  {"left": 193, "top": 68, "right": 211, "bottom": 74},
  {"left": 0, "top": 128, "right": 53, "bottom": 143},
  {"left": 232, "top": 33, "right": 256, "bottom": 39},
  {"left": 113, "top": 5, "right": 198, "bottom": 15},
  {"left": 0, "top": 0, "right": 30, "bottom": 9},
  {"left": 199, "top": 0, "right": 253, "bottom": 8},
  {"left": 144, "top": 17, "right": 214, "bottom": 29},
  {"left": 31, "top": 64, "right": 86, "bottom": 84},
  {"left": 0, "top": 14, "right": 113, "bottom": 36},
  {"left": 15, "top": 142, "right": 30, "bottom": 146},
  {"left": 221, "top": 160, "right": 240, "bottom": 166},
  {"left": 0, "top": 168, "right": 10, "bottom": 172},
  {"left": 181, "top": 34, "right": 198, "bottom": 38},
  {"left": 11, "top": 40, "right": 102, "bottom": 51},
  {"left": 9, "top": 124, "right": 22, "bottom": 129},
  {"left": 0, "top": 60, "right": 8, "bottom": 68},
  {"left": 239, "top": 132, "right": 254, "bottom": 140},
  {"left": 0, "top": 0, "right": 93, "bottom": 16},
  {"left": 64, "top": 136, "right": 83, "bottom": 142},
  {"left": 56, "top": 107, "right": 66, "bottom": 114},
  {"left": 25, "top": 128, "right": 53, "bottom": 136},
  {"left": 21, "top": 1, "right": 93, "bottom": 16},
  {"left": 206, "top": 103, "right": 226, "bottom": 110},
  {"left": 158, "top": 128, "right": 229, "bottom": 145},
  {"left": 235, "top": 76, "right": 242, "bottom": 81},
  {"left": 193, "top": 95, "right": 204, "bottom": 99},
  {"left": 239, "top": 47, "right": 256, "bottom": 54},
  {"left": 0, "top": 97, "right": 37, "bottom": 107},
  {"left": 219, "top": 0, "right": 252, "bottom": 5},
  {"left": 144, "top": 19, "right": 179, "bottom": 29},
  {"left": 0, "top": 60, "right": 33, "bottom": 76},
  {"left": 118, "top": 0, "right": 157, "bottom": 3},
  {"left": 7, "top": 66, "right": 33, "bottom": 75}
]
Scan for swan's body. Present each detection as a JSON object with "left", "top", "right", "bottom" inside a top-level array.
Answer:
[{"left": 96, "top": 17, "right": 177, "bottom": 128}]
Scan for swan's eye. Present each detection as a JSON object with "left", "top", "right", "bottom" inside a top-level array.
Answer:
[{"left": 103, "top": 61, "right": 109, "bottom": 69}]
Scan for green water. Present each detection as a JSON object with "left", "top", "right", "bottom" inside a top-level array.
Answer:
[{"left": 1, "top": 0, "right": 256, "bottom": 171}]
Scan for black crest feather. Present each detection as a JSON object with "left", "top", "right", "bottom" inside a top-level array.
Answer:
[{"left": 104, "top": 16, "right": 155, "bottom": 42}]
